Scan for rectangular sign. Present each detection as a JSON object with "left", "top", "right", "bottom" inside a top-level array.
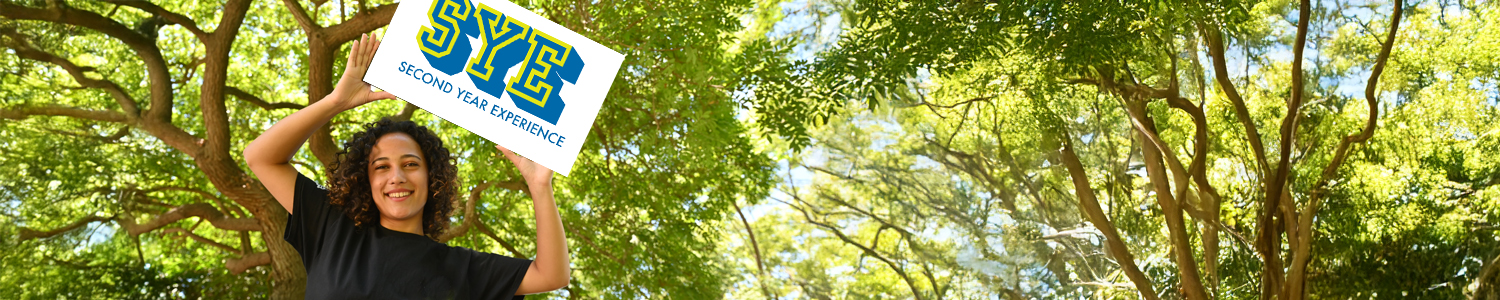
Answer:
[{"left": 366, "top": 0, "right": 625, "bottom": 176}]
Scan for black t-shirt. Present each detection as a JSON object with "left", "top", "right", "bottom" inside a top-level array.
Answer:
[{"left": 284, "top": 173, "right": 531, "bottom": 299}]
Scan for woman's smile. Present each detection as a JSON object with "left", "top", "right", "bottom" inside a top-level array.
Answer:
[{"left": 385, "top": 188, "right": 414, "bottom": 201}]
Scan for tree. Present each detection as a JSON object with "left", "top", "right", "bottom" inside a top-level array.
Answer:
[
  {"left": 735, "top": 0, "right": 1500, "bottom": 299},
  {"left": 1, "top": 0, "right": 779, "bottom": 298}
]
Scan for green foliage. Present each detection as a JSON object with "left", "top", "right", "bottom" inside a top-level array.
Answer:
[
  {"left": 720, "top": 0, "right": 1500, "bottom": 299},
  {"left": 4, "top": 0, "right": 1500, "bottom": 299},
  {"left": 2, "top": 0, "right": 780, "bottom": 298}
]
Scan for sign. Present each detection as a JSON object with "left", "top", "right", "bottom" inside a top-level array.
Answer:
[{"left": 366, "top": 0, "right": 625, "bottom": 176}]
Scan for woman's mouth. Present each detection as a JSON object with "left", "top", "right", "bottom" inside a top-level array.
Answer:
[{"left": 386, "top": 191, "right": 412, "bottom": 201}]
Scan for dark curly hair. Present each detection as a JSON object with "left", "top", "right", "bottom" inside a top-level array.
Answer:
[{"left": 327, "top": 118, "right": 458, "bottom": 240}]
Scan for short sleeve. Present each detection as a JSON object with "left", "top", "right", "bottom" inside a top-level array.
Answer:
[
  {"left": 461, "top": 248, "right": 533, "bottom": 299},
  {"left": 283, "top": 172, "right": 338, "bottom": 264}
]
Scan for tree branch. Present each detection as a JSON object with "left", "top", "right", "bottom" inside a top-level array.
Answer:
[
  {"left": 474, "top": 220, "right": 528, "bottom": 258},
  {"left": 1121, "top": 99, "right": 1209, "bottom": 300},
  {"left": 439, "top": 182, "right": 494, "bottom": 243},
  {"left": 226, "top": 251, "right": 272, "bottom": 274},
  {"left": 118, "top": 203, "right": 262, "bottom": 235},
  {"left": 1287, "top": 2, "right": 1403, "bottom": 299},
  {"left": 733, "top": 200, "right": 777, "bottom": 300},
  {"left": 280, "top": 1, "right": 398, "bottom": 167},
  {"left": 1201, "top": 27, "right": 1269, "bottom": 174},
  {"left": 1058, "top": 130, "right": 1160, "bottom": 300},
  {"left": 42, "top": 126, "right": 130, "bottom": 143},
  {"left": 1, "top": 28, "right": 141, "bottom": 117},
  {"left": 227, "top": 86, "right": 305, "bottom": 110},
  {"left": 197, "top": 0, "right": 255, "bottom": 159},
  {"left": 390, "top": 102, "right": 421, "bottom": 121},
  {"left": 0, "top": 104, "right": 129, "bottom": 123},
  {"left": 787, "top": 196, "right": 926, "bottom": 300},
  {"left": 280, "top": 0, "right": 322, "bottom": 33},
  {"left": 1265, "top": 1, "right": 1314, "bottom": 298},
  {"left": 100, "top": 0, "right": 207, "bottom": 41},
  {"left": 323, "top": 4, "right": 398, "bottom": 43},
  {"left": 161, "top": 228, "right": 241, "bottom": 254},
  {"left": 145, "top": 185, "right": 247, "bottom": 219},
  {"left": 0, "top": 1, "right": 175, "bottom": 123},
  {"left": 17, "top": 215, "right": 113, "bottom": 241},
  {"left": 493, "top": 179, "right": 528, "bottom": 192}
]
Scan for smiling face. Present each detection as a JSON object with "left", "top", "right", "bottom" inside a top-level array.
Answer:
[{"left": 366, "top": 132, "right": 430, "bottom": 227}]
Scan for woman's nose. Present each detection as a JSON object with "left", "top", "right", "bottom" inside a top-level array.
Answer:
[{"left": 392, "top": 169, "right": 408, "bottom": 184}]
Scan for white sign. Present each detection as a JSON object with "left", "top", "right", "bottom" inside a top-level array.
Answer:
[{"left": 366, "top": 0, "right": 625, "bottom": 176}]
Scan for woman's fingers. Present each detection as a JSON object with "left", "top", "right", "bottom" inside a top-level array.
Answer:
[
  {"left": 361, "top": 33, "right": 373, "bottom": 69},
  {"left": 346, "top": 33, "right": 382, "bottom": 71},
  {"left": 370, "top": 35, "right": 381, "bottom": 62},
  {"left": 496, "top": 145, "right": 531, "bottom": 167},
  {"left": 345, "top": 36, "right": 360, "bottom": 68},
  {"left": 359, "top": 34, "right": 371, "bottom": 67},
  {"left": 495, "top": 145, "right": 517, "bottom": 160},
  {"left": 365, "top": 91, "right": 395, "bottom": 102},
  {"left": 363, "top": 34, "right": 379, "bottom": 67},
  {"left": 494, "top": 144, "right": 553, "bottom": 183}
]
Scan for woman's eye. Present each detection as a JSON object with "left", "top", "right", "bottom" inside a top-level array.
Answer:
[
  {"left": 374, "top": 165, "right": 389, "bottom": 170},
  {"left": 404, "top": 162, "right": 419, "bottom": 168}
]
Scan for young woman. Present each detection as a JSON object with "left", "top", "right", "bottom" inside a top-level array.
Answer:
[{"left": 243, "top": 33, "right": 570, "bottom": 299}]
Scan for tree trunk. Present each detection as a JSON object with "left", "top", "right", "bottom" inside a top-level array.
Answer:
[{"left": 262, "top": 208, "right": 308, "bottom": 299}]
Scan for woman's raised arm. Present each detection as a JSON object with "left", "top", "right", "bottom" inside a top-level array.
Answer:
[
  {"left": 495, "top": 145, "right": 572, "bottom": 295},
  {"left": 244, "top": 33, "right": 392, "bottom": 213}
]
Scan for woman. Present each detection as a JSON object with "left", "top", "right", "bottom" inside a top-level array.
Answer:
[{"left": 243, "top": 33, "right": 570, "bottom": 299}]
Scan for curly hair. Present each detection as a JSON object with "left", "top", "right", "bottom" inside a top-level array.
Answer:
[{"left": 327, "top": 118, "right": 458, "bottom": 240}]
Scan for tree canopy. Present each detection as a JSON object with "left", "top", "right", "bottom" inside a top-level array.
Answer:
[{"left": 4, "top": 0, "right": 1500, "bottom": 299}]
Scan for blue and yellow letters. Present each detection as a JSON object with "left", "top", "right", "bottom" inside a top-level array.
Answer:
[
  {"left": 416, "top": 0, "right": 480, "bottom": 75},
  {"left": 505, "top": 31, "right": 584, "bottom": 125},
  {"left": 416, "top": 0, "right": 586, "bottom": 125}
]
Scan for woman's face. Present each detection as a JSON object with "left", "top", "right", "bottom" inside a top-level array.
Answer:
[{"left": 367, "top": 132, "right": 430, "bottom": 225}]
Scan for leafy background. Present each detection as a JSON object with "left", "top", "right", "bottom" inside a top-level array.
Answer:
[{"left": 2, "top": 0, "right": 1499, "bottom": 299}]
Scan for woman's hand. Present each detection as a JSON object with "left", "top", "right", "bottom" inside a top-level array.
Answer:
[
  {"left": 495, "top": 145, "right": 553, "bottom": 187},
  {"left": 329, "top": 33, "right": 394, "bottom": 111}
]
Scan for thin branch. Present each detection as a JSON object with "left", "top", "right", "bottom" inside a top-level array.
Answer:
[
  {"left": 161, "top": 228, "right": 241, "bottom": 254},
  {"left": 1122, "top": 99, "right": 1209, "bottom": 300},
  {"left": 565, "top": 226, "right": 628, "bottom": 266},
  {"left": 40, "top": 126, "right": 130, "bottom": 143},
  {"left": 226, "top": 86, "right": 305, "bottom": 110},
  {"left": 787, "top": 197, "right": 927, "bottom": 300},
  {"left": 733, "top": 201, "right": 768, "bottom": 275},
  {"left": 144, "top": 186, "right": 247, "bottom": 219},
  {"left": 100, "top": 0, "right": 207, "bottom": 41},
  {"left": 732, "top": 198, "right": 780, "bottom": 298},
  {"left": 474, "top": 220, "right": 528, "bottom": 258},
  {"left": 909, "top": 96, "right": 994, "bottom": 109},
  {"left": 322, "top": 4, "right": 398, "bottom": 44},
  {"left": 18, "top": 215, "right": 114, "bottom": 241}
]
